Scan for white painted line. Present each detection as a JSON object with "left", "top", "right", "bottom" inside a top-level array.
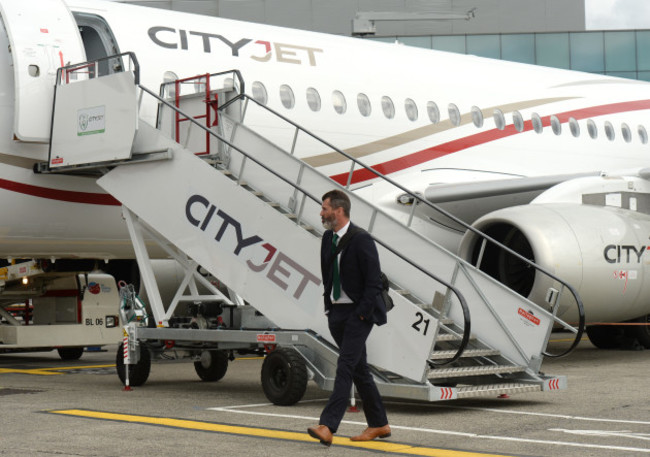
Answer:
[
  {"left": 206, "top": 404, "right": 650, "bottom": 454},
  {"left": 385, "top": 401, "right": 650, "bottom": 426},
  {"left": 551, "top": 429, "right": 650, "bottom": 441}
]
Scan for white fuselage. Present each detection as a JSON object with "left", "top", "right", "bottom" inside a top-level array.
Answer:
[{"left": 1, "top": 0, "right": 650, "bottom": 259}]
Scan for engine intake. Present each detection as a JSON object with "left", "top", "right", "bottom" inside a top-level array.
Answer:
[{"left": 459, "top": 203, "right": 650, "bottom": 324}]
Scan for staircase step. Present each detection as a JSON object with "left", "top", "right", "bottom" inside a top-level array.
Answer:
[
  {"left": 429, "top": 348, "right": 501, "bottom": 360},
  {"left": 455, "top": 383, "right": 541, "bottom": 399},
  {"left": 428, "top": 364, "right": 526, "bottom": 379},
  {"left": 435, "top": 333, "right": 474, "bottom": 342}
]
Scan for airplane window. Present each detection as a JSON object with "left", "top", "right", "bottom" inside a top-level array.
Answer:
[
  {"left": 587, "top": 119, "right": 598, "bottom": 139},
  {"left": 621, "top": 123, "right": 632, "bottom": 143},
  {"left": 306, "top": 87, "right": 321, "bottom": 112},
  {"left": 279, "top": 84, "right": 295, "bottom": 109},
  {"left": 381, "top": 96, "right": 395, "bottom": 119},
  {"left": 405, "top": 98, "right": 418, "bottom": 121},
  {"left": 569, "top": 117, "right": 580, "bottom": 137},
  {"left": 493, "top": 109, "right": 505, "bottom": 130},
  {"left": 332, "top": 90, "right": 347, "bottom": 114},
  {"left": 531, "top": 113, "right": 543, "bottom": 133},
  {"left": 252, "top": 81, "right": 268, "bottom": 105},
  {"left": 471, "top": 106, "right": 483, "bottom": 128},
  {"left": 605, "top": 121, "right": 615, "bottom": 141},
  {"left": 448, "top": 104, "right": 461, "bottom": 126},
  {"left": 551, "top": 115, "right": 561, "bottom": 135},
  {"left": 638, "top": 125, "right": 648, "bottom": 144},
  {"left": 513, "top": 111, "right": 524, "bottom": 132},
  {"left": 357, "top": 93, "right": 371, "bottom": 117},
  {"left": 427, "top": 101, "right": 440, "bottom": 124}
]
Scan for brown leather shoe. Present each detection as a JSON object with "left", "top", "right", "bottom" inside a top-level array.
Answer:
[
  {"left": 350, "top": 425, "right": 391, "bottom": 441},
  {"left": 307, "top": 425, "right": 333, "bottom": 446}
]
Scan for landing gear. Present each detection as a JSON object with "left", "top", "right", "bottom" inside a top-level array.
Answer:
[
  {"left": 194, "top": 350, "right": 229, "bottom": 382},
  {"left": 629, "top": 314, "right": 650, "bottom": 348},
  {"left": 586, "top": 316, "right": 650, "bottom": 350},
  {"left": 585, "top": 325, "right": 622, "bottom": 349},
  {"left": 57, "top": 346, "right": 84, "bottom": 360},
  {"left": 261, "top": 347, "right": 308, "bottom": 406},
  {"left": 115, "top": 341, "right": 151, "bottom": 386}
]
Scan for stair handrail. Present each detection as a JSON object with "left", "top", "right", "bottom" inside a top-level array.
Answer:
[
  {"left": 220, "top": 93, "right": 585, "bottom": 358},
  {"left": 54, "top": 52, "right": 140, "bottom": 85},
  {"left": 140, "top": 83, "right": 472, "bottom": 366}
]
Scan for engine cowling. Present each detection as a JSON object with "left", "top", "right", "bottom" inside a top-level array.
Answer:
[{"left": 458, "top": 203, "right": 650, "bottom": 324}]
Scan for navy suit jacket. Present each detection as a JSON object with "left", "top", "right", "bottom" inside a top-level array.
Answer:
[{"left": 321, "top": 223, "right": 387, "bottom": 326}]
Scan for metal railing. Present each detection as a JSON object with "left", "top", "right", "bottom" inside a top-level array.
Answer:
[
  {"left": 55, "top": 52, "right": 139, "bottom": 85},
  {"left": 221, "top": 92, "right": 585, "bottom": 358},
  {"left": 141, "top": 83, "right": 472, "bottom": 366}
]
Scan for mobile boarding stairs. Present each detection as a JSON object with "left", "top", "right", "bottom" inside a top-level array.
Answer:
[{"left": 40, "top": 53, "right": 585, "bottom": 404}]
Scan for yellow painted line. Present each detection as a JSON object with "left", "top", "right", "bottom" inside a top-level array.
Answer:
[
  {"left": 49, "top": 409, "right": 512, "bottom": 457},
  {"left": 0, "top": 357, "right": 258, "bottom": 377},
  {"left": 0, "top": 364, "right": 115, "bottom": 376}
]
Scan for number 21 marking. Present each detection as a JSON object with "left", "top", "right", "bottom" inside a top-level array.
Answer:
[{"left": 412, "top": 312, "right": 430, "bottom": 335}]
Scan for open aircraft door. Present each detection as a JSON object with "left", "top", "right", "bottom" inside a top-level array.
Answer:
[{"left": 0, "top": 0, "right": 86, "bottom": 142}]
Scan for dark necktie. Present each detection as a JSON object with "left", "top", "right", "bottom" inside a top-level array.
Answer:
[{"left": 332, "top": 233, "right": 340, "bottom": 300}]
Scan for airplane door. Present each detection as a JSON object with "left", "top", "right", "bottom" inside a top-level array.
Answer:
[{"left": 0, "top": 0, "right": 86, "bottom": 142}]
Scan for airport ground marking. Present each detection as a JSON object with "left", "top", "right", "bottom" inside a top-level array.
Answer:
[
  {"left": 0, "top": 364, "right": 115, "bottom": 376},
  {"left": 48, "top": 408, "right": 513, "bottom": 457},
  {"left": 207, "top": 404, "right": 650, "bottom": 454}
]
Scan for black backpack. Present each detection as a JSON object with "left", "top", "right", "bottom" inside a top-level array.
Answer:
[{"left": 328, "top": 226, "right": 394, "bottom": 312}]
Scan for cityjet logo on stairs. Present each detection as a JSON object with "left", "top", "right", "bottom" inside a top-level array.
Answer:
[
  {"left": 186, "top": 194, "right": 321, "bottom": 301},
  {"left": 148, "top": 27, "right": 323, "bottom": 66}
]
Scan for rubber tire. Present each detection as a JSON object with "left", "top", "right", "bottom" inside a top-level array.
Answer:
[
  {"left": 194, "top": 350, "right": 229, "bottom": 382},
  {"left": 261, "top": 347, "right": 307, "bottom": 406},
  {"left": 629, "top": 314, "right": 650, "bottom": 348},
  {"left": 586, "top": 325, "right": 622, "bottom": 349},
  {"left": 57, "top": 347, "right": 84, "bottom": 360},
  {"left": 116, "top": 342, "right": 151, "bottom": 386}
]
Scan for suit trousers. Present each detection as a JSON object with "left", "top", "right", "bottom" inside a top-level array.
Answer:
[{"left": 319, "top": 304, "right": 388, "bottom": 433}]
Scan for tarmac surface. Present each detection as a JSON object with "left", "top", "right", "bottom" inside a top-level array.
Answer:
[{"left": 0, "top": 335, "right": 649, "bottom": 457}]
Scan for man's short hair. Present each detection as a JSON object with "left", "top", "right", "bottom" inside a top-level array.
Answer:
[{"left": 322, "top": 189, "right": 351, "bottom": 218}]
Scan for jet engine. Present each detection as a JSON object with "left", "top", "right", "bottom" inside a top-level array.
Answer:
[{"left": 458, "top": 202, "right": 650, "bottom": 348}]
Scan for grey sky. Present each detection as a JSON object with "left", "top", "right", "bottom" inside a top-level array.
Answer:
[{"left": 586, "top": 0, "right": 650, "bottom": 29}]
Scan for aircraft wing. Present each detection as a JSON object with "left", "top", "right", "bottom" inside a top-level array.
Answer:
[{"left": 418, "top": 171, "right": 601, "bottom": 228}]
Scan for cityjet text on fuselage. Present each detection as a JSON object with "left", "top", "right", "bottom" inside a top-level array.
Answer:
[
  {"left": 603, "top": 244, "right": 650, "bottom": 263},
  {"left": 148, "top": 26, "right": 323, "bottom": 66},
  {"left": 185, "top": 194, "right": 321, "bottom": 302}
]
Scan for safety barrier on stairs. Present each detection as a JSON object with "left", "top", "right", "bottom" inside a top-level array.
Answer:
[{"left": 218, "top": 93, "right": 586, "bottom": 359}]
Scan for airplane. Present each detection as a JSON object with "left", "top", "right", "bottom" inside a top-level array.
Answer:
[{"left": 0, "top": 0, "right": 649, "bottom": 354}]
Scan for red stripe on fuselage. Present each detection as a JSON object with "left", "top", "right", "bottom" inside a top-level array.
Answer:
[
  {"left": 2, "top": 100, "right": 650, "bottom": 204},
  {"left": 331, "top": 99, "right": 650, "bottom": 185},
  {"left": 0, "top": 178, "right": 120, "bottom": 206}
]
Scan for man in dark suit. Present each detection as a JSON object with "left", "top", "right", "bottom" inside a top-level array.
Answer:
[{"left": 307, "top": 189, "right": 390, "bottom": 446}]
